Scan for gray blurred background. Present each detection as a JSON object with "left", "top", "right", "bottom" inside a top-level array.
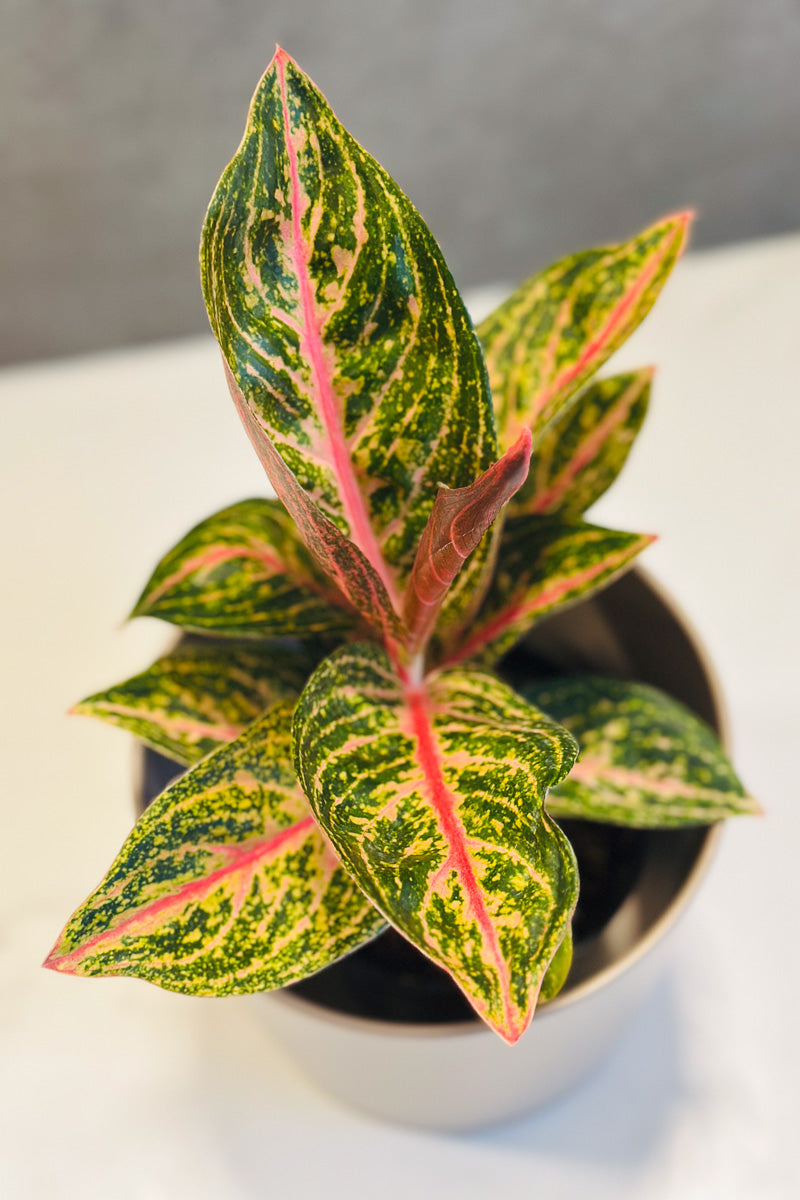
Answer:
[{"left": 4, "top": 0, "right": 799, "bottom": 364}]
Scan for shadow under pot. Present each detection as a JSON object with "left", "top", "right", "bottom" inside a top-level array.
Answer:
[{"left": 138, "top": 568, "right": 722, "bottom": 1130}]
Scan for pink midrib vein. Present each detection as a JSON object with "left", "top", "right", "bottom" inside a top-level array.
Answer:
[
  {"left": 528, "top": 220, "right": 684, "bottom": 424},
  {"left": 45, "top": 816, "right": 315, "bottom": 973},
  {"left": 276, "top": 52, "right": 400, "bottom": 613},
  {"left": 444, "top": 541, "right": 651, "bottom": 666},
  {"left": 569, "top": 758, "right": 728, "bottom": 801},
  {"left": 144, "top": 537, "right": 355, "bottom": 615},
  {"left": 404, "top": 685, "right": 521, "bottom": 1041},
  {"left": 533, "top": 372, "right": 651, "bottom": 513},
  {"left": 144, "top": 544, "right": 287, "bottom": 606},
  {"left": 86, "top": 702, "right": 243, "bottom": 744}
]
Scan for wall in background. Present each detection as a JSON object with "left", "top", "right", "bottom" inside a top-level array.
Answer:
[{"left": 4, "top": 0, "right": 799, "bottom": 363}]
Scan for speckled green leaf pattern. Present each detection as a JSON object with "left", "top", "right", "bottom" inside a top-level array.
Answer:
[
  {"left": 517, "top": 369, "right": 652, "bottom": 517},
  {"left": 73, "top": 636, "right": 321, "bottom": 766},
  {"left": 404, "top": 430, "right": 532, "bottom": 657},
  {"left": 523, "top": 675, "right": 759, "bottom": 826},
  {"left": 45, "top": 704, "right": 387, "bottom": 991},
  {"left": 443, "top": 516, "right": 654, "bottom": 667},
  {"left": 223, "top": 365, "right": 405, "bottom": 652},
  {"left": 478, "top": 214, "right": 688, "bottom": 444},
  {"left": 293, "top": 643, "right": 578, "bottom": 1043},
  {"left": 201, "top": 48, "right": 496, "bottom": 617},
  {"left": 132, "top": 498, "right": 357, "bottom": 638}
]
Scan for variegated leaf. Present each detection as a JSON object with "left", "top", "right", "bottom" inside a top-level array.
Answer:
[
  {"left": 478, "top": 214, "right": 689, "bottom": 443},
  {"left": 517, "top": 369, "right": 652, "bottom": 517},
  {"left": 443, "top": 516, "right": 654, "bottom": 667},
  {"left": 223, "top": 365, "right": 405, "bottom": 652},
  {"left": 202, "top": 47, "right": 496, "bottom": 620},
  {"left": 403, "top": 430, "right": 532, "bottom": 657},
  {"left": 522, "top": 676, "right": 759, "bottom": 827},
  {"left": 132, "top": 498, "right": 358, "bottom": 637},
  {"left": 45, "top": 704, "right": 387, "bottom": 991},
  {"left": 293, "top": 643, "right": 579, "bottom": 1043},
  {"left": 73, "top": 636, "right": 321, "bottom": 766},
  {"left": 539, "top": 925, "right": 573, "bottom": 1003}
]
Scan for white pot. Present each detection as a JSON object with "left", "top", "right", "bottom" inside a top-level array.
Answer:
[
  {"left": 257, "top": 822, "right": 719, "bottom": 1129},
  {"left": 253, "top": 569, "right": 728, "bottom": 1129},
  {"left": 136, "top": 569, "right": 728, "bottom": 1130}
]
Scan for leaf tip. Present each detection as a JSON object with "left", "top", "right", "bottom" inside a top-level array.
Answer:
[
  {"left": 128, "top": 596, "right": 151, "bottom": 622},
  {"left": 42, "top": 940, "right": 72, "bottom": 975},
  {"left": 511, "top": 426, "right": 534, "bottom": 470},
  {"left": 664, "top": 209, "right": 695, "bottom": 255},
  {"left": 744, "top": 792, "right": 765, "bottom": 817},
  {"left": 492, "top": 1001, "right": 535, "bottom": 1046}
]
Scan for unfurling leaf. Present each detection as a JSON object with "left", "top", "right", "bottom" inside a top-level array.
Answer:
[
  {"left": 517, "top": 369, "right": 652, "bottom": 517},
  {"left": 443, "top": 516, "right": 654, "bottom": 667},
  {"left": 479, "top": 214, "right": 689, "bottom": 444},
  {"left": 73, "top": 636, "right": 321, "bottom": 765},
  {"left": 45, "top": 705, "right": 386, "bottom": 992},
  {"left": 293, "top": 643, "right": 578, "bottom": 1043},
  {"left": 403, "top": 430, "right": 532, "bottom": 656},
  {"left": 131, "top": 498, "right": 357, "bottom": 638},
  {"left": 202, "top": 48, "right": 496, "bottom": 621},
  {"left": 523, "top": 675, "right": 760, "bottom": 827}
]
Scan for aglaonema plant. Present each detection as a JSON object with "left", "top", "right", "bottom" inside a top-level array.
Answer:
[{"left": 45, "top": 49, "right": 757, "bottom": 1044}]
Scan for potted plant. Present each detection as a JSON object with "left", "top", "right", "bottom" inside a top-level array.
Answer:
[{"left": 45, "top": 48, "right": 756, "bottom": 1128}]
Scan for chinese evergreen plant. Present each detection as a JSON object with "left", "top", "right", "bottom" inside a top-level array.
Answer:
[{"left": 46, "top": 50, "right": 756, "bottom": 1044}]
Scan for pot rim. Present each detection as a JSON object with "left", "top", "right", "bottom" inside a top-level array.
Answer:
[{"left": 265, "top": 567, "right": 728, "bottom": 1039}]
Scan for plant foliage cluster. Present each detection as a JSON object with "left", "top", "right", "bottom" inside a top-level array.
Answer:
[{"left": 46, "top": 51, "right": 755, "bottom": 1043}]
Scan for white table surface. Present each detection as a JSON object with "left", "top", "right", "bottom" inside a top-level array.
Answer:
[{"left": 2, "top": 234, "right": 798, "bottom": 1198}]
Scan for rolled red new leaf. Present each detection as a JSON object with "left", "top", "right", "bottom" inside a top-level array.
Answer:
[{"left": 403, "top": 429, "right": 532, "bottom": 657}]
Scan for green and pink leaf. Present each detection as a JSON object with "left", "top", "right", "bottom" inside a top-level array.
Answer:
[
  {"left": 443, "top": 516, "right": 654, "bottom": 667},
  {"left": 72, "top": 636, "right": 321, "bottom": 766},
  {"left": 202, "top": 48, "right": 496, "bottom": 622},
  {"left": 223, "top": 366, "right": 405, "bottom": 652},
  {"left": 293, "top": 643, "right": 578, "bottom": 1043},
  {"left": 523, "top": 675, "right": 760, "bottom": 826},
  {"left": 517, "top": 368, "right": 652, "bottom": 517},
  {"left": 132, "top": 498, "right": 358, "bottom": 638},
  {"left": 478, "top": 214, "right": 689, "bottom": 443},
  {"left": 45, "top": 704, "right": 386, "bottom": 991}
]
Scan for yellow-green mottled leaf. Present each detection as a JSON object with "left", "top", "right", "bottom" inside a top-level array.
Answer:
[
  {"left": 293, "top": 643, "right": 578, "bottom": 1043},
  {"left": 516, "top": 369, "right": 652, "bottom": 517},
  {"left": 132, "top": 498, "right": 358, "bottom": 638},
  {"left": 539, "top": 925, "right": 573, "bottom": 1002},
  {"left": 443, "top": 516, "right": 653, "bottom": 667},
  {"left": 73, "top": 636, "right": 322, "bottom": 766},
  {"left": 201, "top": 48, "right": 496, "bottom": 624},
  {"left": 45, "top": 704, "right": 386, "bottom": 992},
  {"left": 479, "top": 214, "right": 688, "bottom": 444},
  {"left": 523, "top": 675, "right": 760, "bottom": 827}
]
